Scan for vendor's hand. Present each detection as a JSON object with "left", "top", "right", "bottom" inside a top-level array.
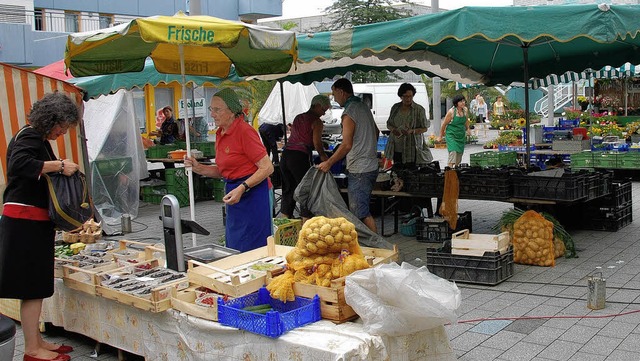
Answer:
[
  {"left": 184, "top": 156, "right": 199, "bottom": 173},
  {"left": 222, "top": 186, "right": 243, "bottom": 205},
  {"left": 317, "top": 160, "right": 332, "bottom": 173},
  {"left": 61, "top": 159, "right": 79, "bottom": 176},
  {"left": 436, "top": 136, "right": 442, "bottom": 142}
]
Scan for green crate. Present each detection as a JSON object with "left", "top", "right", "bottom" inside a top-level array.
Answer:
[
  {"left": 165, "top": 168, "right": 188, "bottom": 193},
  {"left": 145, "top": 144, "right": 180, "bottom": 159},
  {"left": 273, "top": 219, "right": 302, "bottom": 246},
  {"left": 210, "top": 178, "right": 226, "bottom": 202},
  {"left": 470, "top": 151, "right": 517, "bottom": 168},
  {"left": 570, "top": 152, "right": 594, "bottom": 168},
  {"left": 591, "top": 152, "right": 620, "bottom": 168},
  {"left": 619, "top": 152, "right": 640, "bottom": 169},
  {"left": 168, "top": 186, "right": 189, "bottom": 207},
  {"left": 141, "top": 185, "right": 166, "bottom": 196},
  {"left": 191, "top": 141, "right": 215, "bottom": 157},
  {"left": 92, "top": 157, "right": 133, "bottom": 176},
  {"left": 142, "top": 192, "right": 164, "bottom": 204}
]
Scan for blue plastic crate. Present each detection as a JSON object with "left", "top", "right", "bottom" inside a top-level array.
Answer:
[{"left": 218, "top": 287, "right": 321, "bottom": 338}]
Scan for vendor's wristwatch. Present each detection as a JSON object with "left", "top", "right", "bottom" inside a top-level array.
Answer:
[{"left": 241, "top": 181, "right": 251, "bottom": 193}]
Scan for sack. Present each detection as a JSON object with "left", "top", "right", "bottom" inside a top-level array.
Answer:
[{"left": 43, "top": 172, "right": 94, "bottom": 231}]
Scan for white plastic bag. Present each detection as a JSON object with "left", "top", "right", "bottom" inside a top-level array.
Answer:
[{"left": 344, "top": 262, "right": 461, "bottom": 336}]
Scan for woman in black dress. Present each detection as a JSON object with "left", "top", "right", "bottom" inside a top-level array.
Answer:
[{"left": 0, "top": 92, "right": 81, "bottom": 361}]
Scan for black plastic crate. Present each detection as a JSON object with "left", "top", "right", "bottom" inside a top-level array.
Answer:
[
  {"left": 584, "top": 170, "right": 614, "bottom": 202},
  {"left": 511, "top": 172, "right": 587, "bottom": 201},
  {"left": 598, "top": 180, "right": 632, "bottom": 208},
  {"left": 586, "top": 206, "right": 633, "bottom": 231},
  {"left": 426, "top": 247, "right": 514, "bottom": 286},
  {"left": 456, "top": 168, "right": 514, "bottom": 200},
  {"left": 416, "top": 212, "right": 472, "bottom": 242}
]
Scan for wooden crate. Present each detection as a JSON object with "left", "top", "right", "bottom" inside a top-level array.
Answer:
[
  {"left": 54, "top": 258, "right": 79, "bottom": 278},
  {"left": 451, "top": 229, "right": 510, "bottom": 256},
  {"left": 186, "top": 237, "right": 290, "bottom": 298},
  {"left": 170, "top": 286, "right": 220, "bottom": 321},
  {"left": 63, "top": 258, "right": 162, "bottom": 295},
  {"left": 96, "top": 277, "right": 184, "bottom": 313},
  {"left": 289, "top": 244, "right": 399, "bottom": 323}
]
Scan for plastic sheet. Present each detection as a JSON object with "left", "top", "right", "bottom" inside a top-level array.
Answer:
[{"left": 345, "top": 262, "right": 461, "bottom": 336}]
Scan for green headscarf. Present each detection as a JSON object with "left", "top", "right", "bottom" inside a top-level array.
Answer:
[{"left": 214, "top": 88, "right": 243, "bottom": 115}]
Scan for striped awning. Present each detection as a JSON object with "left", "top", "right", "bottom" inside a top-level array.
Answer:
[
  {"left": 0, "top": 62, "right": 85, "bottom": 206},
  {"left": 531, "top": 63, "right": 639, "bottom": 89}
]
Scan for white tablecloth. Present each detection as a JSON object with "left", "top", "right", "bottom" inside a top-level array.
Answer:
[{"left": 35, "top": 280, "right": 455, "bottom": 360}]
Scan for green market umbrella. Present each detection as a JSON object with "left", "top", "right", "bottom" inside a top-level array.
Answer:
[
  {"left": 262, "top": 4, "right": 640, "bottom": 164},
  {"left": 65, "top": 12, "right": 298, "bottom": 245}
]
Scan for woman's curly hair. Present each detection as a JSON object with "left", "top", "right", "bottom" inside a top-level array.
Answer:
[{"left": 28, "top": 92, "right": 80, "bottom": 136}]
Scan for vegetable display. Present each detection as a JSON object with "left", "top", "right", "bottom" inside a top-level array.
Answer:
[
  {"left": 267, "top": 216, "right": 370, "bottom": 302},
  {"left": 512, "top": 210, "right": 555, "bottom": 267}
]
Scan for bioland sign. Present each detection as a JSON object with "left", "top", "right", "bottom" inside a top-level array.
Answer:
[{"left": 178, "top": 98, "right": 206, "bottom": 118}]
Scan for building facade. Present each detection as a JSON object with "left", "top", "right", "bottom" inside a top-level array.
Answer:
[{"left": 0, "top": 0, "right": 283, "bottom": 67}]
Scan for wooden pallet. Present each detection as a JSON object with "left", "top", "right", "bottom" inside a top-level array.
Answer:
[{"left": 451, "top": 229, "right": 510, "bottom": 256}]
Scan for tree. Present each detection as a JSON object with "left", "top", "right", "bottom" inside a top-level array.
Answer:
[
  {"left": 319, "top": 0, "right": 414, "bottom": 82},
  {"left": 321, "top": 0, "right": 412, "bottom": 31}
]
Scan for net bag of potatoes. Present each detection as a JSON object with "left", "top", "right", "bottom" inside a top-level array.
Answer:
[{"left": 512, "top": 210, "right": 555, "bottom": 267}]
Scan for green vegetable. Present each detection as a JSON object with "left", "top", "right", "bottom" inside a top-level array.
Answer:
[
  {"left": 242, "top": 304, "right": 272, "bottom": 312},
  {"left": 273, "top": 218, "right": 292, "bottom": 226}
]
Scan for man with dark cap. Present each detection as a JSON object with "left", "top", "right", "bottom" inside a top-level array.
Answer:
[
  {"left": 158, "top": 106, "right": 179, "bottom": 144},
  {"left": 185, "top": 88, "right": 273, "bottom": 252},
  {"left": 317, "top": 78, "right": 380, "bottom": 233},
  {"left": 258, "top": 123, "right": 285, "bottom": 163}
]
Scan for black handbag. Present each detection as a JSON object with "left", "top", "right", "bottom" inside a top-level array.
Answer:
[{"left": 43, "top": 171, "right": 94, "bottom": 231}]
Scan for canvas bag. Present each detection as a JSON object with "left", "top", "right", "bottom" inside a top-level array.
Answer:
[{"left": 43, "top": 171, "right": 94, "bottom": 231}]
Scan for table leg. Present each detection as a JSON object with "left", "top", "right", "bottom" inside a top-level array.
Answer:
[{"left": 380, "top": 196, "right": 385, "bottom": 236}]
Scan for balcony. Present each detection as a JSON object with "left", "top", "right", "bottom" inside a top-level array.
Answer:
[
  {"left": 238, "top": 0, "right": 282, "bottom": 21},
  {"left": 0, "top": 8, "right": 128, "bottom": 33}
]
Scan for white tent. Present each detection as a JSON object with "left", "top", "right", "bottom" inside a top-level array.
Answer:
[
  {"left": 258, "top": 81, "right": 322, "bottom": 125},
  {"left": 83, "top": 90, "right": 148, "bottom": 235}
]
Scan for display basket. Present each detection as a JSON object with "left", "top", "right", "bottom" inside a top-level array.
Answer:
[
  {"left": 217, "top": 287, "right": 321, "bottom": 338},
  {"left": 273, "top": 219, "right": 301, "bottom": 247},
  {"left": 399, "top": 217, "right": 417, "bottom": 237}
]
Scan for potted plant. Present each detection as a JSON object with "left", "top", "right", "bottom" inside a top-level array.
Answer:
[{"left": 577, "top": 96, "right": 589, "bottom": 110}]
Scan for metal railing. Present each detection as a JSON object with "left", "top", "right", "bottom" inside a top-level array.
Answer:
[
  {"left": 534, "top": 84, "right": 574, "bottom": 117},
  {"left": 0, "top": 8, "right": 130, "bottom": 33}
]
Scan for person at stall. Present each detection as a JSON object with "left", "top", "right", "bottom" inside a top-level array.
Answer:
[
  {"left": 0, "top": 92, "right": 80, "bottom": 361},
  {"left": 152, "top": 106, "right": 179, "bottom": 145},
  {"left": 385, "top": 83, "right": 432, "bottom": 167},
  {"left": 184, "top": 88, "right": 273, "bottom": 252},
  {"left": 473, "top": 96, "right": 489, "bottom": 136},
  {"left": 258, "top": 123, "right": 285, "bottom": 163},
  {"left": 492, "top": 95, "right": 506, "bottom": 118},
  {"left": 189, "top": 116, "right": 209, "bottom": 142},
  {"left": 280, "top": 95, "right": 331, "bottom": 221},
  {"left": 438, "top": 94, "right": 471, "bottom": 168},
  {"left": 318, "top": 78, "right": 379, "bottom": 233}
]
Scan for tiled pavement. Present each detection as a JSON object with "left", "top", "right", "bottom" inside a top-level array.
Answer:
[{"left": 9, "top": 130, "right": 640, "bottom": 360}]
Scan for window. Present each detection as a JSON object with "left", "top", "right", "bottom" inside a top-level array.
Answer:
[
  {"left": 64, "top": 11, "right": 79, "bottom": 32},
  {"left": 98, "top": 13, "right": 113, "bottom": 29},
  {"left": 34, "top": 8, "right": 44, "bottom": 30},
  {"left": 132, "top": 90, "right": 147, "bottom": 133}
]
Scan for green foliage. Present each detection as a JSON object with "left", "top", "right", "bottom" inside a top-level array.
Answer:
[
  {"left": 351, "top": 70, "right": 400, "bottom": 83},
  {"left": 320, "top": 0, "right": 412, "bottom": 31}
]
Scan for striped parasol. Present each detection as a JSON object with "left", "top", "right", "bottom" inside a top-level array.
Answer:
[{"left": 531, "top": 63, "right": 638, "bottom": 89}]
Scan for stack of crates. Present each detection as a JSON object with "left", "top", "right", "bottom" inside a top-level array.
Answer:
[
  {"left": 581, "top": 180, "right": 633, "bottom": 231},
  {"left": 416, "top": 211, "right": 472, "bottom": 243},
  {"left": 145, "top": 144, "right": 180, "bottom": 159},
  {"left": 176, "top": 141, "right": 216, "bottom": 158},
  {"left": 140, "top": 169, "right": 189, "bottom": 206}
]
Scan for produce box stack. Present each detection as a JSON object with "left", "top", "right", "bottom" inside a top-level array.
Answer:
[
  {"left": 470, "top": 151, "right": 518, "bottom": 168},
  {"left": 580, "top": 180, "right": 633, "bottom": 231}
]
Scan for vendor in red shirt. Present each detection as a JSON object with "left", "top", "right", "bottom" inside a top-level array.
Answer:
[{"left": 185, "top": 88, "right": 273, "bottom": 252}]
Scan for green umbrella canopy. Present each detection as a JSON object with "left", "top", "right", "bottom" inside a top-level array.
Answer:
[
  {"left": 68, "top": 58, "right": 245, "bottom": 100},
  {"left": 259, "top": 4, "right": 640, "bottom": 86}
]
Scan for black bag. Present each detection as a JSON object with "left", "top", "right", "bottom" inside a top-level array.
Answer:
[{"left": 43, "top": 172, "right": 93, "bottom": 231}]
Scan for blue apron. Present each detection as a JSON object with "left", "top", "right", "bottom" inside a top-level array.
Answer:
[{"left": 224, "top": 177, "right": 272, "bottom": 252}]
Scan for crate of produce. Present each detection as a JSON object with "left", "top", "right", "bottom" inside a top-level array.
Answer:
[
  {"left": 451, "top": 230, "right": 510, "bottom": 256},
  {"left": 145, "top": 144, "right": 180, "bottom": 159},
  {"left": 552, "top": 139, "right": 591, "bottom": 152},
  {"left": 92, "top": 157, "right": 133, "bottom": 177},
  {"left": 170, "top": 286, "right": 221, "bottom": 321},
  {"left": 63, "top": 258, "right": 156, "bottom": 296},
  {"left": 470, "top": 151, "right": 518, "bottom": 168},
  {"left": 217, "top": 287, "right": 321, "bottom": 338},
  {"left": 96, "top": 263, "right": 189, "bottom": 313},
  {"left": 273, "top": 218, "right": 302, "bottom": 247},
  {"left": 511, "top": 171, "right": 587, "bottom": 201},
  {"left": 416, "top": 212, "right": 472, "bottom": 243},
  {"left": 426, "top": 246, "right": 514, "bottom": 286}
]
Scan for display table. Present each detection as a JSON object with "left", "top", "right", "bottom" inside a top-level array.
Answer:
[{"left": 3, "top": 280, "right": 455, "bottom": 360}]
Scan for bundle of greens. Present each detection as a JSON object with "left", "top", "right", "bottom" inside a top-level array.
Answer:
[{"left": 493, "top": 208, "right": 576, "bottom": 259}]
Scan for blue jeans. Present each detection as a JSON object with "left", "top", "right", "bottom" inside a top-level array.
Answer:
[{"left": 347, "top": 170, "right": 378, "bottom": 219}]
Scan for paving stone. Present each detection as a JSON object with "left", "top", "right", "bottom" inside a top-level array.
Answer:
[
  {"left": 504, "top": 318, "right": 546, "bottom": 335},
  {"left": 498, "top": 341, "right": 545, "bottom": 361},
  {"left": 451, "top": 331, "right": 491, "bottom": 352},
  {"left": 480, "top": 330, "right": 526, "bottom": 351},
  {"left": 567, "top": 351, "right": 606, "bottom": 361},
  {"left": 579, "top": 335, "right": 623, "bottom": 356},
  {"left": 469, "top": 320, "right": 513, "bottom": 335},
  {"left": 602, "top": 350, "right": 639, "bottom": 361},
  {"left": 617, "top": 332, "right": 640, "bottom": 352},
  {"left": 597, "top": 320, "right": 636, "bottom": 339},
  {"left": 458, "top": 345, "right": 505, "bottom": 361},
  {"left": 558, "top": 324, "right": 599, "bottom": 343},
  {"left": 523, "top": 325, "right": 567, "bottom": 346}
]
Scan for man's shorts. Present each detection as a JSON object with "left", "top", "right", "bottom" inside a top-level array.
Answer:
[
  {"left": 347, "top": 170, "right": 378, "bottom": 219},
  {"left": 447, "top": 151, "right": 463, "bottom": 166}
]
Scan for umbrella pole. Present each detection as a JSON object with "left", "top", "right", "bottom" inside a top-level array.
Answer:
[
  {"left": 523, "top": 45, "right": 531, "bottom": 170},
  {"left": 179, "top": 44, "right": 197, "bottom": 247},
  {"left": 279, "top": 81, "right": 287, "bottom": 144}
]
